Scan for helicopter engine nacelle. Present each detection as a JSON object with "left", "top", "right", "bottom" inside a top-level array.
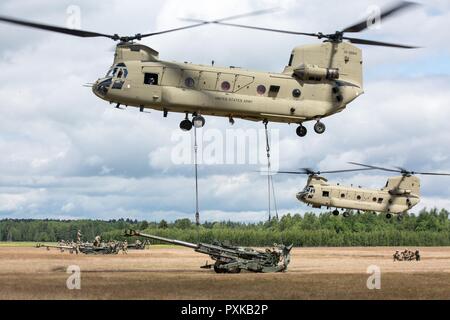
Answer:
[{"left": 294, "top": 64, "right": 340, "bottom": 81}]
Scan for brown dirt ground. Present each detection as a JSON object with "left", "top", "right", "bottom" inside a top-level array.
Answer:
[{"left": 0, "top": 246, "right": 449, "bottom": 300}]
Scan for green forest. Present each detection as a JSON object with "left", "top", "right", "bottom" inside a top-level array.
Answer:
[{"left": 1, "top": 208, "right": 450, "bottom": 247}]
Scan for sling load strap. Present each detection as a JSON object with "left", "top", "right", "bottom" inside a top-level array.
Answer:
[
  {"left": 264, "top": 121, "right": 279, "bottom": 221},
  {"left": 194, "top": 126, "right": 199, "bottom": 225}
]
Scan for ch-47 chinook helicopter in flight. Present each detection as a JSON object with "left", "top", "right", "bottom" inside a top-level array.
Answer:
[
  {"left": 278, "top": 162, "right": 450, "bottom": 220},
  {"left": 0, "top": 2, "right": 419, "bottom": 137}
]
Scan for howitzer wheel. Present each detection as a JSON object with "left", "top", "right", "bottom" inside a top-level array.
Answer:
[{"left": 213, "top": 263, "right": 226, "bottom": 274}]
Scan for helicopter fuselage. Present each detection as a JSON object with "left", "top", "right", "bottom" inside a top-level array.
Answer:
[
  {"left": 297, "top": 175, "right": 421, "bottom": 215},
  {"left": 93, "top": 42, "right": 364, "bottom": 129}
]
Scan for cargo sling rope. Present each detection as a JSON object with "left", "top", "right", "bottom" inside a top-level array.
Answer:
[
  {"left": 194, "top": 127, "right": 200, "bottom": 240},
  {"left": 264, "top": 121, "right": 279, "bottom": 221}
]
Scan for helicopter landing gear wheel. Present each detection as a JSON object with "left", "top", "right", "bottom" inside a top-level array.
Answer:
[
  {"left": 180, "top": 113, "right": 193, "bottom": 131},
  {"left": 314, "top": 121, "right": 326, "bottom": 134},
  {"left": 192, "top": 115, "right": 206, "bottom": 128},
  {"left": 180, "top": 119, "right": 193, "bottom": 131},
  {"left": 296, "top": 125, "right": 307, "bottom": 137},
  {"left": 386, "top": 213, "right": 393, "bottom": 219},
  {"left": 343, "top": 211, "right": 350, "bottom": 218},
  {"left": 397, "top": 214, "right": 404, "bottom": 222},
  {"left": 332, "top": 209, "right": 340, "bottom": 216}
]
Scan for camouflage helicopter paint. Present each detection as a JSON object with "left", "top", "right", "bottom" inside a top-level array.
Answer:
[
  {"left": 279, "top": 163, "right": 450, "bottom": 220},
  {"left": 0, "top": 2, "right": 418, "bottom": 137}
]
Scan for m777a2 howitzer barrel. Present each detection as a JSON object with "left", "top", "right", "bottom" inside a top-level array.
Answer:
[{"left": 124, "top": 229, "right": 293, "bottom": 274}]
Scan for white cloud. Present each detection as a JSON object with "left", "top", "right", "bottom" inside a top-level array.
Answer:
[{"left": 0, "top": 0, "right": 449, "bottom": 221}]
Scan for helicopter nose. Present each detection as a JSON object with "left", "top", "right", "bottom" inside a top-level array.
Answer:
[
  {"left": 93, "top": 78, "right": 112, "bottom": 98},
  {"left": 296, "top": 192, "right": 307, "bottom": 201}
]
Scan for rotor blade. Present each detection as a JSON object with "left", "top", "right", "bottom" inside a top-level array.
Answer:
[
  {"left": 319, "top": 168, "right": 374, "bottom": 174},
  {"left": 147, "top": 8, "right": 281, "bottom": 39},
  {"left": 191, "top": 21, "right": 319, "bottom": 37},
  {"left": 343, "top": 36, "right": 419, "bottom": 49},
  {"left": 214, "top": 7, "right": 281, "bottom": 23},
  {"left": 278, "top": 168, "right": 373, "bottom": 175},
  {"left": 415, "top": 172, "right": 450, "bottom": 176},
  {"left": 348, "top": 162, "right": 401, "bottom": 173},
  {"left": 180, "top": 7, "right": 280, "bottom": 24},
  {"left": 0, "top": 15, "right": 116, "bottom": 39},
  {"left": 277, "top": 171, "right": 309, "bottom": 175},
  {"left": 341, "top": 1, "right": 419, "bottom": 33},
  {"left": 139, "top": 22, "right": 210, "bottom": 38}
]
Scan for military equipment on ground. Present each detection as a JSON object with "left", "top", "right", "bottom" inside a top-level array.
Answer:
[
  {"left": 125, "top": 230, "right": 293, "bottom": 273},
  {"left": 393, "top": 249, "right": 420, "bottom": 261},
  {"left": 278, "top": 162, "right": 450, "bottom": 220},
  {"left": 0, "top": 2, "right": 419, "bottom": 137},
  {"left": 36, "top": 242, "right": 122, "bottom": 255},
  {"left": 127, "top": 240, "right": 148, "bottom": 250}
]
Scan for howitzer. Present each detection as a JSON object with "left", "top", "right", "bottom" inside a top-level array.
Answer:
[
  {"left": 36, "top": 242, "right": 122, "bottom": 255},
  {"left": 36, "top": 243, "right": 80, "bottom": 254},
  {"left": 125, "top": 230, "right": 293, "bottom": 273}
]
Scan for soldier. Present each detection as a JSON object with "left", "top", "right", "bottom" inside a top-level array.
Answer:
[
  {"left": 122, "top": 240, "right": 128, "bottom": 254},
  {"left": 77, "top": 230, "right": 82, "bottom": 243},
  {"left": 393, "top": 251, "right": 400, "bottom": 262},
  {"left": 93, "top": 235, "right": 101, "bottom": 247},
  {"left": 136, "top": 239, "right": 142, "bottom": 249},
  {"left": 415, "top": 250, "right": 421, "bottom": 261}
]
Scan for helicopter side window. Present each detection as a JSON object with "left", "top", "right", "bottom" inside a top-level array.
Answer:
[
  {"left": 322, "top": 191, "right": 330, "bottom": 197},
  {"left": 144, "top": 73, "right": 159, "bottom": 85},
  {"left": 268, "top": 85, "right": 280, "bottom": 98},
  {"left": 377, "top": 198, "right": 384, "bottom": 204}
]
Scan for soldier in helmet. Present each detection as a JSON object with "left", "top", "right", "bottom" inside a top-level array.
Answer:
[
  {"left": 393, "top": 251, "right": 400, "bottom": 262},
  {"left": 93, "top": 235, "right": 101, "bottom": 247},
  {"left": 76, "top": 230, "right": 82, "bottom": 243},
  {"left": 122, "top": 240, "right": 128, "bottom": 254},
  {"left": 415, "top": 250, "right": 421, "bottom": 261}
]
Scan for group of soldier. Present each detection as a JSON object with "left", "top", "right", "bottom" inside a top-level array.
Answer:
[
  {"left": 393, "top": 249, "right": 421, "bottom": 262},
  {"left": 54, "top": 230, "right": 146, "bottom": 255}
]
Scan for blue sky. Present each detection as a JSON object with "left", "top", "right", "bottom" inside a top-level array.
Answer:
[{"left": 0, "top": 0, "right": 449, "bottom": 222}]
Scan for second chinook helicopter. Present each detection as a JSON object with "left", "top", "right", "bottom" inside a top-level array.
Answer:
[
  {"left": 278, "top": 163, "right": 450, "bottom": 220},
  {"left": 0, "top": 2, "right": 419, "bottom": 137}
]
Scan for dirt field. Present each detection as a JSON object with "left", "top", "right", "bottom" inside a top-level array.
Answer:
[{"left": 0, "top": 246, "right": 449, "bottom": 300}]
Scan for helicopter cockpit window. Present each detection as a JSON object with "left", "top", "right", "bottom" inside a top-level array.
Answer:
[
  {"left": 304, "top": 186, "right": 315, "bottom": 194},
  {"left": 107, "top": 64, "right": 128, "bottom": 79},
  {"left": 106, "top": 68, "right": 117, "bottom": 78},
  {"left": 144, "top": 73, "right": 159, "bottom": 85}
]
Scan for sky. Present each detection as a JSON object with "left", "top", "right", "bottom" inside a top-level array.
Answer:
[{"left": 0, "top": 0, "right": 449, "bottom": 222}]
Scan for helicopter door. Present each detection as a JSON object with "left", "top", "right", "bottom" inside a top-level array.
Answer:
[
  {"left": 141, "top": 66, "right": 163, "bottom": 103},
  {"left": 161, "top": 68, "right": 181, "bottom": 87}
]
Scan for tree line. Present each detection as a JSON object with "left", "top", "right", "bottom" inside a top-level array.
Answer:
[{"left": 1, "top": 208, "right": 449, "bottom": 246}]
